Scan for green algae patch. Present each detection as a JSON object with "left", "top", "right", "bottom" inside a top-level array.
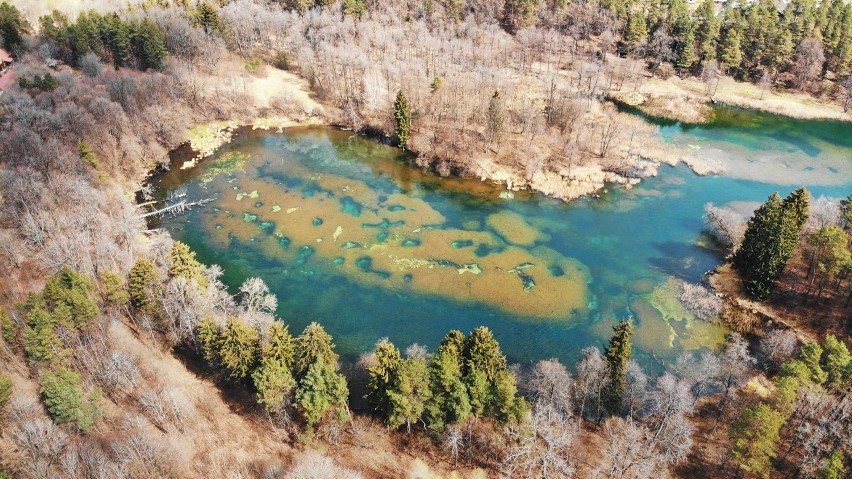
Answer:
[
  {"left": 186, "top": 120, "right": 240, "bottom": 161},
  {"left": 243, "top": 213, "right": 258, "bottom": 223},
  {"left": 201, "top": 151, "right": 248, "bottom": 184},
  {"left": 648, "top": 278, "right": 694, "bottom": 323},
  {"left": 271, "top": 205, "right": 281, "bottom": 212}
]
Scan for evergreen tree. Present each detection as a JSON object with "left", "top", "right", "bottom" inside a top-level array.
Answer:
[
  {"left": 604, "top": 319, "right": 634, "bottom": 415},
  {"left": 365, "top": 338, "right": 401, "bottom": 418},
  {"left": 40, "top": 368, "right": 101, "bottom": 431},
  {"left": 821, "top": 335, "right": 851, "bottom": 389},
  {"left": 626, "top": 13, "right": 649, "bottom": 54},
  {"left": 424, "top": 331, "right": 471, "bottom": 431},
  {"left": 719, "top": 15, "right": 744, "bottom": 72},
  {"left": 0, "top": 307, "right": 14, "bottom": 344},
  {"left": 669, "top": 0, "right": 696, "bottom": 70},
  {"left": 800, "top": 341, "right": 829, "bottom": 384},
  {"left": 485, "top": 91, "right": 506, "bottom": 149},
  {"left": 295, "top": 357, "right": 349, "bottom": 430},
  {"left": 393, "top": 90, "right": 411, "bottom": 149},
  {"left": 501, "top": 0, "right": 540, "bottom": 34},
  {"left": 295, "top": 322, "right": 339, "bottom": 378},
  {"left": 133, "top": 18, "right": 167, "bottom": 70},
  {"left": 167, "top": 241, "right": 207, "bottom": 287},
  {"left": 779, "top": 187, "right": 809, "bottom": 262},
  {"left": 816, "top": 450, "right": 847, "bottom": 479},
  {"left": 695, "top": 0, "right": 720, "bottom": 62},
  {"left": 196, "top": 316, "right": 221, "bottom": 364},
  {"left": 785, "top": 0, "right": 817, "bottom": 46},
  {"left": 730, "top": 403, "right": 785, "bottom": 478},
  {"left": 0, "top": 374, "right": 11, "bottom": 411},
  {"left": 733, "top": 193, "right": 784, "bottom": 299},
  {"left": 194, "top": 2, "right": 223, "bottom": 36},
  {"left": 264, "top": 322, "right": 296, "bottom": 371},
  {"left": 463, "top": 326, "right": 507, "bottom": 382},
  {"left": 252, "top": 322, "right": 297, "bottom": 413},
  {"left": 0, "top": 1, "right": 29, "bottom": 55},
  {"left": 733, "top": 188, "right": 808, "bottom": 299},
  {"left": 343, "top": 0, "right": 367, "bottom": 19},
  {"left": 840, "top": 194, "right": 852, "bottom": 230},
  {"left": 218, "top": 317, "right": 260, "bottom": 381},
  {"left": 101, "top": 12, "right": 132, "bottom": 67},
  {"left": 386, "top": 357, "right": 431, "bottom": 431},
  {"left": 253, "top": 355, "right": 296, "bottom": 414},
  {"left": 100, "top": 271, "right": 129, "bottom": 306},
  {"left": 128, "top": 258, "right": 159, "bottom": 312}
]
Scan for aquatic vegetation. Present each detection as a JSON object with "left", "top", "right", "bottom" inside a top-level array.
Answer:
[{"left": 201, "top": 151, "right": 248, "bottom": 184}]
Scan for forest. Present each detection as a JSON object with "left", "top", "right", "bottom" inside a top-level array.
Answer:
[{"left": 0, "top": 0, "right": 850, "bottom": 477}]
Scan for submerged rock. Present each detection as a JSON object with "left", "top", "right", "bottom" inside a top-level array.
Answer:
[
  {"left": 509, "top": 262, "right": 535, "bottom": 272},
  {"left": 341, "top": 241, "right": 362, "bottom": 250},
  {"left": 516, "top": 270, "right": 536, "bottom": 292},
  {"left": 434, "top": 259, "right": 462, "bottom": 269},
  {"left": 457, "top": 263, "right": 482, "bottom": 275}
]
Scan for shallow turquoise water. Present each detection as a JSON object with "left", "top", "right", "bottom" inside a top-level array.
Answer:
[{"left": 152, "top": 107, "right": 851, "bottom": 368}]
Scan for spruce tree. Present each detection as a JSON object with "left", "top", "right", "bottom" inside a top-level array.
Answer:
[
  {"left": 264, "top": 322, "right": 296, "bottom": 370},
  {"left": 253, "top": 354, "right": 295, "bottom": 414},
  {"left": 0, "top": 1, "right": 30, "bottom": 55},
  {"left": 365, "top": 338, "right": 401, "bottom": 419},
  {"left": 625, "top": 13, "right": 648, "bottom": 54},
  {"left": 40, "top": 368, "right": 101, "bottom": 431},
  {"left": 197, "top": 316, "right": 221, "bottom": 364},
  {"left": 0, "top": 308, "right": 14, "bottom": 344},
  {"left": 821, "top": 335, "right": 851, "bottom": 389},
  {"left": 218, "top": 317, "right": 260, "bottom": 381},
  {"left": 424, "top": 331, "right": 471, "bottom": 431},
  {"left": 295, "top": 357, "right": 349, "bottom": 430},
  {"left": 343, "top": 0, "right": 367, "bottom": 19},
  {"left": 194, "top": 2, "right": 223, "bottom": 36},
  {"left": 695, "top": 0, "right": 719, "bottom": 62},
  {"left": 604, "top": 319, "right": 634, "bottom": 415},
  {"left": 128, "top": 258, "right": 159, "bottom": 312},
  {"left": 167, "top": 241, "right": 207, "bottom": 287},
  {"left": 295, "top": 322, "right": 339, "bottom": 378},
  {"left": 386, "top": 357, "right": 431, "bottom": 431},
  {"left": 733, "top": 193, "right": 784, "bottom": 299},
  {"left": 734, "top": 189, "right": 808, "bottom": 299},
  {"left": 133, "top": 18, "right": 167, "bottom": 70},
  {"left": 393, "top": 90, "right": 411, "bottom": 149},
  {"left": 730, "top": 403, "right": 785, "bottom": 478},
  {"left": 100, "top": 271, "right": 129, "bottom": 306},
  {"left": 0, "top": 374, "right": 11, "bottom": 411},
  {"left": 461, "top": 327, "right": 522, "bottom": 422}
]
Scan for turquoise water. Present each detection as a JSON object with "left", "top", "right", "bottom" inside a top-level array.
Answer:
[{"left": 151, "top": 107, "right": 851, "bottom": 368}]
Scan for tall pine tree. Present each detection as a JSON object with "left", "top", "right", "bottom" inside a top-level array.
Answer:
[{"left": 604, "top": 319, "right": 634, "bottom": 415}]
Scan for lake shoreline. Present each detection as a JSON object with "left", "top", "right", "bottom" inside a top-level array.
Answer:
[{"left": 620, "top": 72, "right": 852, "bottom": 125}]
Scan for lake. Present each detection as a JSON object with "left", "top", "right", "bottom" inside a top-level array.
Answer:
[{"left": 150, "top": 106, "right": 852, "bottom": 368}]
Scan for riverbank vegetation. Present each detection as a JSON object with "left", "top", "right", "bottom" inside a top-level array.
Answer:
[
  {"left": 705, "top": 191, "right": 851, "bottom": 339},
  {"left": 1, "top": 0, "right": 851, "bottom": 477}
]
